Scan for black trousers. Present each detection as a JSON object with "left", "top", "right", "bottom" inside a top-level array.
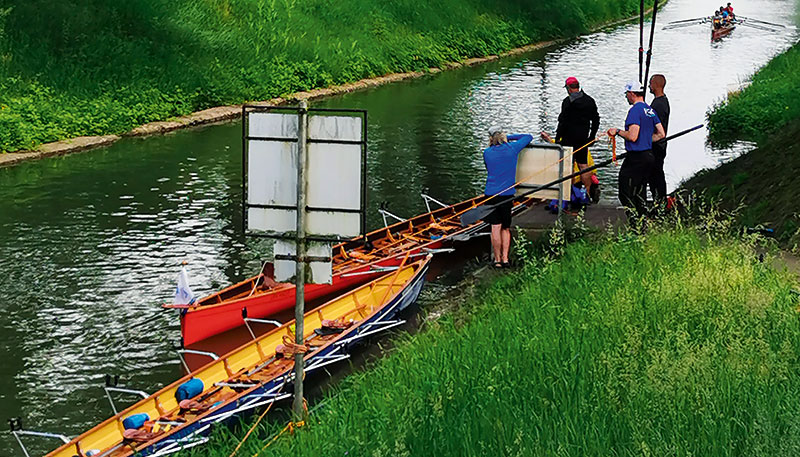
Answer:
[
  {"left": 648, "top": 150, "right": 667, "bottom": 202},
  {"left": 618, "top": 150, "right": 654, "bottom": 216}
]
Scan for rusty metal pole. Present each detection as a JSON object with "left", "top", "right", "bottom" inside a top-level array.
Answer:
[{"left": 292, "top": 99, "right": 308, "bottom": 421}]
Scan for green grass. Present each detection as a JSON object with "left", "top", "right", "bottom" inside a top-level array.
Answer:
[
  {"left": 0, "top": 0, "right": 652, "bottom": 152},
  {"left": 707, "top": 42, "right": 800, "bottom": 143},
  {"left": 682, "top": 118, "right": 800, "bottom": 246},
  {"left": 187, "top": 223, "right": 800, "bottom": 456}
]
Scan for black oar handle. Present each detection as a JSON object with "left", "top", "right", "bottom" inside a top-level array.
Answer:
[{"left": 643, "top": 0, "right": 659, "bottom": 90}]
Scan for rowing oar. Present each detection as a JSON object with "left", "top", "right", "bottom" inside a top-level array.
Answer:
[
  {"left": 666, "top": 16, "right": 710, "bottom": 25},
  {"left": 460, "top": 124, "right": 704, "bottom": 227},
  {"left": 738, "top": 21, "right": 782, "bottom": 32},
  {"left": 737, "top": 16, "right": 787, "bottom": 28},
  {"left": 642, "top": 0, "right": 659, "bottom": 93},
  {"left": 639, "top": 0, "right": 645, "bottom": 82},
  {"left": 663, "top": 20, "right": 706, "bottom": 30}
]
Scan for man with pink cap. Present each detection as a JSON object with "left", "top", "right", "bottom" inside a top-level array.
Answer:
[{"left": 541, "top": 76, "right": 600, "bottom": 199}]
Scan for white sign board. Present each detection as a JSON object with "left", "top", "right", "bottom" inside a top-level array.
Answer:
[
  {"left": 274, "top": 240, "right": 333, "bottom": 284},
  {"left": 244, "top": 110, "right": 365, "bottom": 238},
  {"left": 515, "top": 144, "right": 572, "bottom": 201},
  {"left": 243, "top": 106, "right": 366, "bottom": 284}
]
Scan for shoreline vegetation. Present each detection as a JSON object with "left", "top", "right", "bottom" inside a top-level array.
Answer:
[
  {"left": 0, "top": 0, "right": 656, "bottom": 166},
  {"left": 185, "top": 218, "right": 800, "bottom": 456},
  {"left": 707, "top": 42, "right": 800, "bottom": 143},
  {"left": 686, "top": 41, "right": 800, "bottom": 246}
]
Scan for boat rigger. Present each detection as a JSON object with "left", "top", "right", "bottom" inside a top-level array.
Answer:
[{"left": 166, "top": 193, "right": 542, "bottom": 346}]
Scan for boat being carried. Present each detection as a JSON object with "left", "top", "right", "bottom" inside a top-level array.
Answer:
[
  {"left": 33, "top": 257, "right": 431, "bottom": 457},
  {"left": 167, "top": 193, "right": 541, "bottom": 346}
]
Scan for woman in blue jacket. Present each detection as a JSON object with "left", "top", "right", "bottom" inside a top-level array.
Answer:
[{"left": 483, "top": 126, "right": 533, "bottom": 268}]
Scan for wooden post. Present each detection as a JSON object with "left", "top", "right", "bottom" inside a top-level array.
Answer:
[{"left": 293, "top": 99, "right": 308, "bottom": 421}]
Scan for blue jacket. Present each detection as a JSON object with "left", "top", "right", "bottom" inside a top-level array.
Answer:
[{"left": 483, "top": 134, "right": 533, "bottom": 196}]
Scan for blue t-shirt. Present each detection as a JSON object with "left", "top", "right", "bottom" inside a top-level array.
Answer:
[
  {"left": 722, "top": 10, "right": 729, "bottom": 18},
  {"left": 483, "top": 134, "right": 533, "bottom": 196},
  {"left": 624, "top": 102, "right": 661, "bottom": 152}
]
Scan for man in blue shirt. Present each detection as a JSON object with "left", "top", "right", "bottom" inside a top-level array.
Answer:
[
  {"left": 606, "top": 81, "right": 666, "bottom": 217},
  {"left": 483, "top": 126, "right": 533, "bottom": 267}
]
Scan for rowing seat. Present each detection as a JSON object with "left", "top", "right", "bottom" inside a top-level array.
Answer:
[
  {"left": 275, "top": 335, "right": 309, "bottom": 358},
  {"left": 121, "top": 413, "right": 161, "bottom": 443},
  {"left": 314, "top": 318, "right": 355, "bottom": 336},
  {"left": 178, "top": 399, "right": 213, "bottom": 413},
  {"left": 122, "top": 428, "right": 159, "bottom": 443}
]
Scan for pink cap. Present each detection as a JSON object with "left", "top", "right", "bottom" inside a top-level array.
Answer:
[{"left": 565, "top": 76, "right": 579, "bottom": 87}]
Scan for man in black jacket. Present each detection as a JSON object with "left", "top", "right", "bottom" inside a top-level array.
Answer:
[
  {"left": 648, "top": 74, "right": 670, "bottom": 203},
  {"left": 542, "top": 76, "right": 600, "bottom": 197}
]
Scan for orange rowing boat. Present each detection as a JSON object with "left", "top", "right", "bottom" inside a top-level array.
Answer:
[{"left": 165, "top": 194, "right": 541, "bottom": 345}]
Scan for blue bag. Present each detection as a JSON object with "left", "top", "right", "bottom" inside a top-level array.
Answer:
[
  {"left": 175, "top": 378, "right": 204, "bottom": 402},
  {"left": 122, "top": 413, "right": 149, "bottom": 430}
]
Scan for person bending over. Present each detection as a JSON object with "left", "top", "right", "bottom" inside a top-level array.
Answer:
[{"left": 483, "top": 126, "right": 533, "bottom": 268}]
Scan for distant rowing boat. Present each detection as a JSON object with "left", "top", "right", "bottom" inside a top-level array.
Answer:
[
  {"left": 41, "top": 257, "right": 431, "bottom": 457},
  {"left": 166, "top": 194, "right": 541, "bottom": 346}
]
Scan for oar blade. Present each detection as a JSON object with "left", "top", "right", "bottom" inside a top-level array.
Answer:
[
  {"left": 739, "top": 16, "right": 787, "bottom": 28},
  {"left": 460, "top": 205, "right": 493, "bottom": 227},
  {"left": 667, "top": 16, "right": 709, "bottom": 24},
  {"left": 664, "top": 21, "right": 704, "bottom": 30}
]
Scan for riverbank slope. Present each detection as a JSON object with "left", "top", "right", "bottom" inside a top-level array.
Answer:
[
  {"left": 684, "top": 41, "right": 800, "bottom": 246},
  {"left": 0, "top": 0, "right": 653, "bottom": 157},
  {"left": 707, "top": 41, "right": 800, "bottom": 143},
  {"left": 187, "top": 225, "right": 800, "bottom": 456}
]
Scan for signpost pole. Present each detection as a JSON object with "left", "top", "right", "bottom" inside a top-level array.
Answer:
[
  {"left": 557, "top": 146, "right": 564, "bottom": 220},
  {"left": 292, "top": 100, "right": 308, "bottom": 421}
]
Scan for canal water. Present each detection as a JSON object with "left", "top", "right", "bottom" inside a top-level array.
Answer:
[{"left": 1, "top": 0, "right": 797, "bottom": 454}]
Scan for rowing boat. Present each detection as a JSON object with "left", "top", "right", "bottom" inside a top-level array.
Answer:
[
  {"left": 168, "top": 194, "right": 540, "bottom": 346},
  {"left": 712, "top": 23, "right": 735, "bottom": 40},
  {"left": 41, "top": 257, "right": 430, "bottom": 457}
]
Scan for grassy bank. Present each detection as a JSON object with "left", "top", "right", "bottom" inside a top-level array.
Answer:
[
  {"left": 707, "top": 41, "right": 800, "bottom": 143},
  {"left": 688, "top": 41, "right": 800, "bottom": 245},
  {"left": 0, "top": 0, "right": 652, "bottom": 153},
  {"left": 683, "top": 118, "right": 800, "bottom": 246},
  {"left": 189, "top": 223, "right": 800, "bottom": 456}
]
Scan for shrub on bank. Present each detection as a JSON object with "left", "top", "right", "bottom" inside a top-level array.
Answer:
[
  {"left": 189, "top": 224, "right": 800, "bottom": 456},
  {"left": 0, "top": 0, "right": 650, "bottom": 152},
  {"left": 708, "top": 42, "right": 800, "bottom": 143}
]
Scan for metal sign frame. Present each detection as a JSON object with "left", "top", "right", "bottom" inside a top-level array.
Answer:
[{"left": 241, "top": 105, "right": 368, "bottom": 242}]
